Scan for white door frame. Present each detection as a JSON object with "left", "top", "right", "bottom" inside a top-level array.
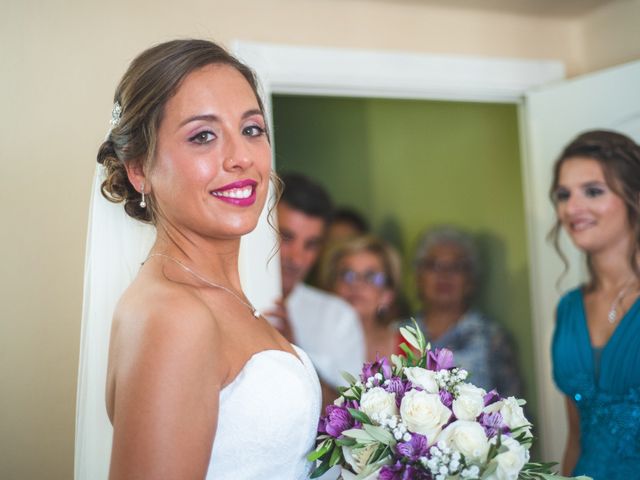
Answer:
[{"left": 232, "top": 40, "right": 566, "bottom": 460}]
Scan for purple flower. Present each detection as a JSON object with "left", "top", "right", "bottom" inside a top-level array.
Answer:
[
  {"left": 439, "top": 389, "right": 454, "bottom": 408},
  {"left": 484, "top": 389, "right": 501, "bottom": 406},
  {"left": 318, "top": 404, "right": 354, "bottom": 438},
  {"left": 479, "top": 411, "right": 510, "bottom": 438},
  {"left": 384, "top": 376, "right": 409, "bottom": 407},
  {"left": 427, "top": 348, "right": 454, "bottom": 371},
  {"left": 396, "top": 433, "right": 429, "bottom": 462},
  {"left": 361, "top": 355, "right": 393, "bottom": 383}
]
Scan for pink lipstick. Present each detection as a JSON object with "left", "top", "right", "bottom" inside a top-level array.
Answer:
[{"left": 210, "top": 179, "right": 257, "bottom": 207}]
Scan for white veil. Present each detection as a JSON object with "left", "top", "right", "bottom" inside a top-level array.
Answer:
[{"left": 75, "top": 165, "right": 281, "bottom": 479}]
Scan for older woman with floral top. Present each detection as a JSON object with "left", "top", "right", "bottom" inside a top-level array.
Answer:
[{"left": 406, "top": 226, "right": 522, "bottom": 398}]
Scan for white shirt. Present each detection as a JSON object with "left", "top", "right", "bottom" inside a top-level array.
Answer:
[{"left": 286, "top": 283, "right": 365, "bottom": 389}]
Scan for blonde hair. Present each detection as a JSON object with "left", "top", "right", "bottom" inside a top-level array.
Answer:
[{"left": 320, "top": 235, "right": 402, "bottom": 324}]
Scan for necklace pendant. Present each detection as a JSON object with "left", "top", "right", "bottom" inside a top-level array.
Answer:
[{"left": 608, "top": 309, "right": 617, "bottom": 323}]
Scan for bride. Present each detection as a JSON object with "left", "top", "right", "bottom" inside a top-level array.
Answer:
[{"left": 97, "top": 39, "right": 320, "bottom": 479}]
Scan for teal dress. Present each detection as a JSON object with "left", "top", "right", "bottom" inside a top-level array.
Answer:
[{"left": 552, "top": 288, "right": 640, "bottom": 479}]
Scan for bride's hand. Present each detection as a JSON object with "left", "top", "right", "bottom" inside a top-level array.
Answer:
[{"left": 264, "top": 299, "right": 295, "bottom": 343}]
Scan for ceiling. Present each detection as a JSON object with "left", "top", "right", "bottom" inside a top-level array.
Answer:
[{"left": 367, "top": 0, "right": 619, "bottom": 18}]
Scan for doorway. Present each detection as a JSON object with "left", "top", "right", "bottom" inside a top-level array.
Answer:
[{"left": 272, "top": 94, "right": 537, "bottom": 420}]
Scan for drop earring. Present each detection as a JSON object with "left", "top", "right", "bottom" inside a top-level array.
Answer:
[{"left": 140, "top": 182, "right": 147, "bottom": 208}]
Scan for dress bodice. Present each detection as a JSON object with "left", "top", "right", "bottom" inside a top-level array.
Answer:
[
  {"left": 206, "top": 345, "right": 321, "bottom": 479},
  {"left": 552, "top": 288, "right": 640, "bottom": 479}
]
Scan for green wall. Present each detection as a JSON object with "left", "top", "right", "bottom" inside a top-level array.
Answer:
[{"left": 272, "top": 94, "right": 537, "bottom": 421}]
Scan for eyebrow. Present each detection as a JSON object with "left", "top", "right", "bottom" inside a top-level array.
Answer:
[
  {"left": 556, "top": 180, "right": 607, "bottom": 189},
  {"left": 179, "top": 109, "right": 263, "bottom": 128}
]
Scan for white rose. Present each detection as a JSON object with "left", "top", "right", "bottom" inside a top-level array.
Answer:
[
  {"left": 438, "top": 420, "right": 490, "bottom": 462},
  {"left": 404, "top": 367, "right": 439, "bottom": 393},
  {"left": 484, "top": 436, "right": 530, "bottom": 480},
  {"left": 483, "top": 399, "right": 502, "bottom": 414},
  {"left": 452, "top": 383, "right": 486, "bottom": 421},
  {"left": 499, "top": 397, "right": 531, "bottom": 435},
  {"left": 360, "top": 387, "right": 398, "bottom": 421},
  {"left": 400, "top": 389, "right": 451, "bottom": 440}
]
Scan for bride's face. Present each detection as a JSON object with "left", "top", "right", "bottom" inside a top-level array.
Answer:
[{"left": 147, "top": 64, "right": 271, "bottom": 239}]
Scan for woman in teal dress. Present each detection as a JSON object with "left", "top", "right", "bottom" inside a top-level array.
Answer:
[{"left": 550, "top": 130, "right": 640, "bottom": 479}]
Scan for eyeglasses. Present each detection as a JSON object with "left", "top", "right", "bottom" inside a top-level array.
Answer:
[
  {"left": 418, "top": 259, "right": 471, "bottom": 275},
  {"left": 337, "top": 269, "right": 387, "bottom": 288}
]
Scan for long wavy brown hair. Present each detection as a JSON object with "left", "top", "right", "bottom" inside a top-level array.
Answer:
[{"left": 548, "top": 130, "right": 640, "bottom": 290}]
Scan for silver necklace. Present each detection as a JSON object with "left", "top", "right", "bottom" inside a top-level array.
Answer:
[
  {"left": 145, "top": 253, "right": 261, "bottom": 318},
  {"left": 607, "top": 279, "right": 636, "bottom": 324}
]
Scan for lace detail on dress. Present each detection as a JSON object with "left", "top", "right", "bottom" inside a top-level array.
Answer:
[
  {"left": 566, "top": 373, "right": 640, "bottom": 458},
  {"left": 206, "top": 346, "right": 321, "bottom": 479}
]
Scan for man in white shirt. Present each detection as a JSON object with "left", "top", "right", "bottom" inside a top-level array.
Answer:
[{"left": 269, "top": 173, "right": 365, "bottom": 406}]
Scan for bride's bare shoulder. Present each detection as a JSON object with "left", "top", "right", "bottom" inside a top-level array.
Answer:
[
  {"left": 108, "top": 272, "right": 226, "bottom": 381},
  {"left": 119, "top": 271, "right": 215, "bottom": 323},
  {"left": 105, "top": 271, "right": 226, "bottom": 446}
]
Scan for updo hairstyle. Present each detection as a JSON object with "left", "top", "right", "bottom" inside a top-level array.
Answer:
[{"left": 97, "top": 39, "right": 266, "bottom": 223}]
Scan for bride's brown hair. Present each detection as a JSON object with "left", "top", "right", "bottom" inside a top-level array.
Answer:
[{"left": 97, "top": 39, "right": 271, "bottom": 224}]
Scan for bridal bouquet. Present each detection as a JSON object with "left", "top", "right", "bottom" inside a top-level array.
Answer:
[{"left": 308, "top": 322, "right": 590, "bottom": 480}]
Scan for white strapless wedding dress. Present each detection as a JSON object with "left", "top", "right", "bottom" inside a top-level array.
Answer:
[{"left": 206, "top": 345, "right": 321, "bottom": 479}]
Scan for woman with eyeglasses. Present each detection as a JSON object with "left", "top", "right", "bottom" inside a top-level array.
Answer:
[
  {"left": 320, "top": 235, "right": 402, "bottom": 361},
  {"left": 409, "top": 226, "right": 522, "bottom": 397}
]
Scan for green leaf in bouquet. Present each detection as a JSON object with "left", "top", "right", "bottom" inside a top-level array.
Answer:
[
  {"left": 353, "top": 455, "right": 393, "bottom": 479},
  {"left": 307, "top": 438, "right": 334, "bottom": 462},
  {"left": 484, "top": 433, "right": 502, "bottom": 462},
  {"left": 519, "top": 462, "right": 592, "bottom": 479},
  {"left": 309, "top": 459, "right": 333, "bottom": 479},
  {"left": 523, "top": 461, "right": 558, "bottom": 470},
  {"left": 481, "top": 461, "right": 498, "bottom": 479},
  {"left": 339, "top": 385, "right": 363, "bottom": 401},
  {"left": 341, "top": 371, "right": 358, "bottom": 385},
  {"left": 399, "top": 343, "right": 417, "bottom": 364},
  {"left": 511, "top": 425, "right": 534, "bottom": 447},
  {"left": 399, "top": 326, "right": 421, "bottom": 351},
  {"left": 347, "top": 408, "right": 372, "bottom": 425},
  {"left": 329, "top": 443, "right": 343, "bottom": 467},
  {"left": 497, "top": 444, "right": 509, "bottom": 454},
  {"left": 342, "top": 428, "right": 376, "bottom": 443},
  {"left": 363, "top": 424, "right": 395, "bottom": 445},
  {"left": 390, "top": 353, "right": 405, "bottom": 375},
  {"left": 336, "top": 437, "right": 357, "bottom": 447},
  {"left": 369, "top": 443, "right": 391, "bottom": 464}
]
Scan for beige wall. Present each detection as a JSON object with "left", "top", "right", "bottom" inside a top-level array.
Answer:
[
  {"left": 1, "top": 0, "right": 638, "bottom": 478},
  {"left": 578, "top": 0, "right": 640, "bottom": 73}
]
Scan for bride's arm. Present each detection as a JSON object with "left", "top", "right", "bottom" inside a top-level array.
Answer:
[{"left": 108, "top": 292, "right": 224, "bottom": 480}]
